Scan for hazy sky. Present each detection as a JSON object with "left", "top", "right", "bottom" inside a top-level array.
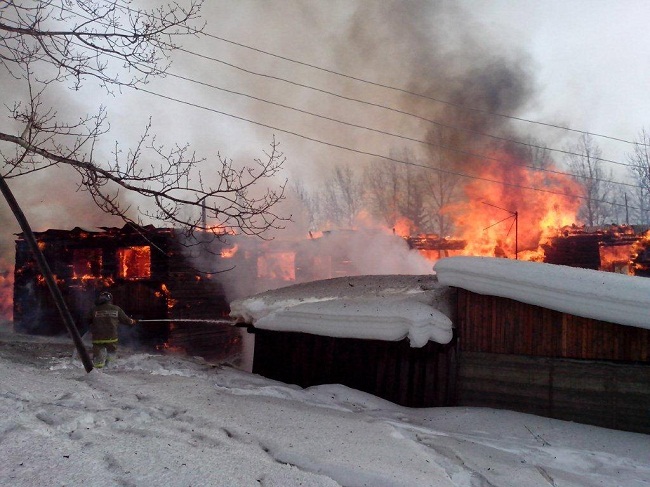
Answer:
[
  {"left": 2, "top": 0, "right": 649, "bottom": 256},
  {"left": 471, "top": 0, "right": 649, "bottom": 158},
  {"left": 143, "top": 0, "right": 648, "bottom": 184}
]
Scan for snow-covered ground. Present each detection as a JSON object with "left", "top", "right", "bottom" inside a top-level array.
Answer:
[{"left": 1, "top": 328, "right": 649, "bottom": 487}]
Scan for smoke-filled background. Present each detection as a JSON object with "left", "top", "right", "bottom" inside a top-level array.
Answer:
[{"left": 2, "top": 0, "right": 649, "bottom": 318}]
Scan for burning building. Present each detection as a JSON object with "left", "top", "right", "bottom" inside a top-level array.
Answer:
[
  {"left": 11, "top": 225, "right": 428, "bottom": 357},
  {"left": 12, "top": 225, "right": 240, "bottom": 360},
  {"left": 542, "top": 224, "right": 650, "bottom": 275},
  {"left": 12, "top": 219, "right": 650, "bottom": 365}
]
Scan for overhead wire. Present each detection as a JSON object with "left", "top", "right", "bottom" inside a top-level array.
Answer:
[
  {"left": 131, "top": 85, "right": 642, "bottom": 211},
  {"left": 164, "top": 70, "right": 639, "bottom": 191},
  {"left": 110, "top": 0, "right": 650, "bottom": 148},
  {"left": 45, "top": 3, "right": 648, "bottom": 169},
  {"left": 6, "top": 4, "right": 646, "bottom": 211},
  {"left": 187, "top": 13, "right": 648, "bottom": 147},
  {"left": 171, "top": 45, "right": 645, "bottom": 171}
]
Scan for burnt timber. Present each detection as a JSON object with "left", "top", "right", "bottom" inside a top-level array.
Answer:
[
  {"left": 542, "top": 224, "right": 649, "bottom": 273},
  {"left": 13, "top": 225, "right": 240, "bottom": 360}
]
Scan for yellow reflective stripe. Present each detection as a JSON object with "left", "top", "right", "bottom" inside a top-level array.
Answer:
[{"left": 92, "top": 339, "right": 118, "bottom": 345}]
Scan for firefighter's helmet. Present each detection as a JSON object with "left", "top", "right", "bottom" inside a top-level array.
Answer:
[{"left": 96, "top": 291, "right": 113, "bottom": 305}]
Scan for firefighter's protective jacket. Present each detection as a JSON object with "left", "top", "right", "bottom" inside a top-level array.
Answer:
[{"left": 90, "top": 303, "right": 135, "bottom": 344}]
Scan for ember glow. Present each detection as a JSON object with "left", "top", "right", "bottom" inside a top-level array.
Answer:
[
  {"left": 630, "top": 232, "right": 650, "bottom": 275},
  {"left": 72, "top": 248, "right": 103, "bottom": 280},
  {"left": 155, "top": 283, "right": 178, "bottom": 311},
  {"left": 117, "top": 246, "right": 151, "bottom": 279},
  {"left": 257, "top": 252, "right": 296, "bottom": 281},
  {"left": 221, "top": 244, "right": 239, "bottom": 259},
  {"left": 0, "top": 262, "right": 13, "bottom": 321}
]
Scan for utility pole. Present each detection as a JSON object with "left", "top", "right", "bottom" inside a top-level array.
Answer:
[
  {"left": 0, "top": 176, "right": 93, "bottom": 372},
  {"left": 482, "top": 202, "right": 519, "bottom": 260}
]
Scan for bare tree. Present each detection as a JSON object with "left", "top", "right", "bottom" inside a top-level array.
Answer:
[
  {"left": 320, "top": 165, "right": 364, "bottom": 228},
  {"left": 364, "top": 158, "right": 403, "bottom": 229},
  {"left": 517, "top": 135, "right": 554, "bottom": 170},
  {"left": 422, "top": 131, "right": 463, "bottom": 236},
  {"left": 364, "top": 149, "right": 433, "bottom": 234},
  {"left": 565, "top": 134, "right": 616, "bottom": 227},
  {"left": 627, "top": 129, "right": 650, "bottom": 225},
  {"left": 0, "top": 1, "right": 288, "bottom": 237},
  {"left": 290, "top": 179, "right": 321, "bottom": 231}
]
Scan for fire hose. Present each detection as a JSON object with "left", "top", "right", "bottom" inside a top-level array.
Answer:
[{"left": 136, "top": 319, "right": 235, "bottom": 324}]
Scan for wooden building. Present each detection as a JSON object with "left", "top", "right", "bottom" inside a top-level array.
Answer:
[
  {"left": 13, "top": 225, "right": 240, "bottom": 360},
  {"left": 252, "top": 330, "right": 458, "bottom": 408},
  {"left": 454, "top": 289, "right": 650, "bottom": 433},
  {"left": 241, "top": 258, "right": 650, "bottom": 434},
  {"left": 542, "top": 224, "right": 648, "bottom": 274}
]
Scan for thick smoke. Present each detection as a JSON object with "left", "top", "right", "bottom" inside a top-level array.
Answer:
[
  {"left": 173, "top": 0, "right": 556, "bottom": 299},
  {"left": 1, "top": 1, "right": 557, "bottom": 321}
]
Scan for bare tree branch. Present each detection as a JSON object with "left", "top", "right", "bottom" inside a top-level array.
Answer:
[{"left": 0, "top": 0, "right": 288, "bottom": 240}]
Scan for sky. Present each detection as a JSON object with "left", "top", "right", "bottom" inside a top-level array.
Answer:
[
  {"left": 3, "top": 0, "right": 650, "bottom": 313},
  {"left": 3, "top": 0, "right": 650, "bottom": 252},
  {"left": 2, "top": 328, "right": 650, "bottom": 487},
  {"left": 472, "top": 0, "right": 650, "bottom": 152}
]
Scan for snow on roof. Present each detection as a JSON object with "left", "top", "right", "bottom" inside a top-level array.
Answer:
[
  {"left": 434, "top": 256, "right": 650, "bottom": 330},
  {"left": 229, "top": 275, "right": 454, "bottom": 347}
]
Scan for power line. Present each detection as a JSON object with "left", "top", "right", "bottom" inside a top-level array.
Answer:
[
  {"left": 36, "top": 4, "right": 649, "bottom": 166},
  {"left": 3, "top": 10, "right": 642, "bottom": 197},
  {"left": 173, "top": 45, "right": 644, "bottom": 170},
  {"left": 165, "top": 70, "right": 639, "bottom": 190},
  {"left": 195, "top": 31, "right": 648, "bottom": 147},
  {"left": 5, "top": 6, "right": 638, "bottom": 194},
  {"left": 131, "top": 84, "right": 641, "bottom": 211}
]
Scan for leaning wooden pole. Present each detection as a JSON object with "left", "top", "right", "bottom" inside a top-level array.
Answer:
[{"left": 0, "top": 176, "right": 93, "bottom": 372}]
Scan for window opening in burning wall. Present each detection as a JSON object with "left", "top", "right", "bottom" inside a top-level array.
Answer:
[
  {"left": 72, "top": 249, "right": 103, "bottom": 280},
  {"left": 117, "top": 246, "right": 151, "bottom": 280}
]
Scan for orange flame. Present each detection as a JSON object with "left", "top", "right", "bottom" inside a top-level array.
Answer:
[
  {"left": 257, "top": 252, "right": 296, "bottom": 281},
  {"left": 72, "top": 248, "right": 103, "bottom": 280},
  {"left": 446, "top": 150, "right": 581, "bottom": 260},
  {"left": 117, "top": 246, "right": 151, "bottom": 279},
  {"left": 155, "top": 283, "right": 178, "bottom": 311},
  {"left": 0, "top": 262, "right": 13, "bottom": 321},
  {"left": 393, "top": 217, "right": 413, "bottom": 238},
  {"left": 221, "top": 244, "right": 239, "bottom": 259}
]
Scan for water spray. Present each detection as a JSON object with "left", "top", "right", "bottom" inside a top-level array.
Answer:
[{"left": 137, "top": 318, "right": 236, "bottom": 324}]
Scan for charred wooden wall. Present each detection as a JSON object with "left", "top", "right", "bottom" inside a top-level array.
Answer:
[
  {"left": 13, "top": 226, "right": 237, "bottom": 357},
  {"left": 456, "top": 289, "right": 650, "bottom": 433},
  {"left": 252, "top": 329, "right": 458, "bottom": 407}
]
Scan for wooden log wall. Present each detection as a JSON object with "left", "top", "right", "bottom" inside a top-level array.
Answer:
[
  {"left": 456, "top": 289, "right": 650, "bottom": 433},
  {"left": 252, "top": 329, "right": 458, "bottom": 407},
  {"left": 459, "top": 352, "right": 650, "bottom": 433},
  {"left": 457, "top": 289, "right": 650, "bottom": 362}
]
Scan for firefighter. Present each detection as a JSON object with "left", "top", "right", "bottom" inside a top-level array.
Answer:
[{"left": 89, "top": 291, "right": 137, "bottom": 368}]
